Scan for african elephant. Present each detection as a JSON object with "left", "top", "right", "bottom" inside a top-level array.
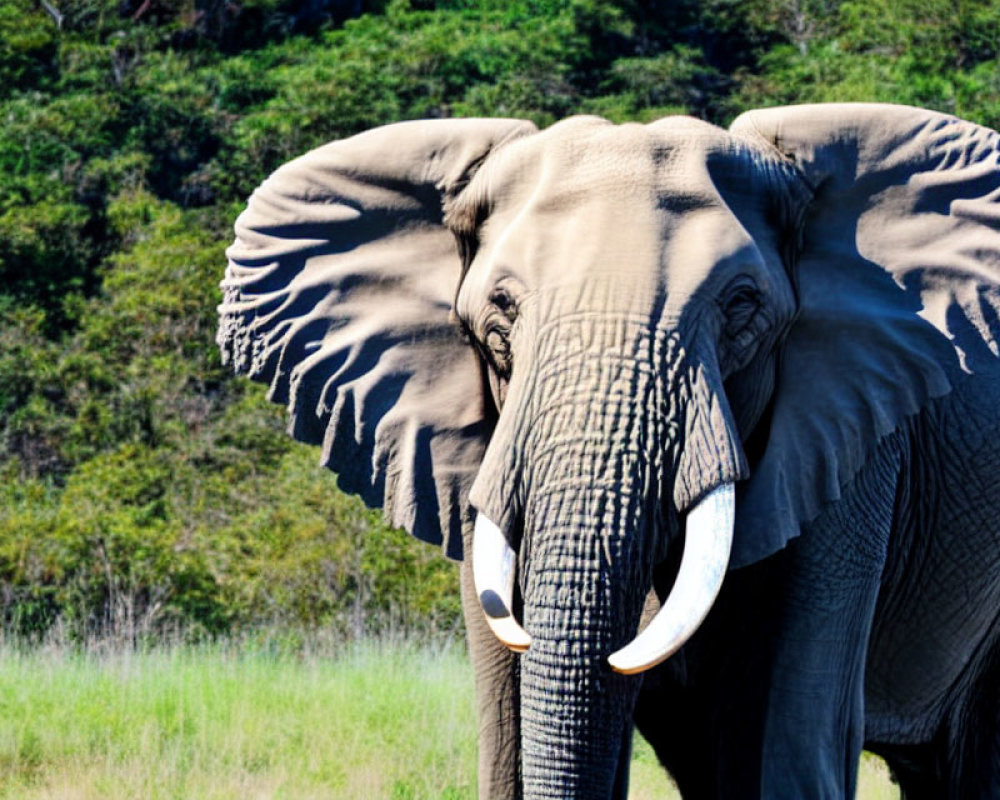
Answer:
[{"left": 217, "top": 104, "right": 1000, "bottom": 799}]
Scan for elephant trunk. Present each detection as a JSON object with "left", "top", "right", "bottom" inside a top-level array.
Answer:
[
  {"left": 470, "top": 314, "right": 746, "bottom": 797},
  {"left": 518, "top": 475, "right": 650, "bottom": 798}
]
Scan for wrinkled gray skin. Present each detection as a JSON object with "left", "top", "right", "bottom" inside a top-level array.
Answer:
[{"left": 218, "top": 105, "right": 1000, "bottom": 799}]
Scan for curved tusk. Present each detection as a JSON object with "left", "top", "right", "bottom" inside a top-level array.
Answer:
[
  {"left": 472, "top": 512, "right": 531, "bottom": 653},
  {"left": 608, "top": 483, "right": 735, "bottom": 675}
]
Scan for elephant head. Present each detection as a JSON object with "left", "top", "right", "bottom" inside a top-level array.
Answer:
[{"left": 218, "top": 105, "right": 1000, "bottom": 797}]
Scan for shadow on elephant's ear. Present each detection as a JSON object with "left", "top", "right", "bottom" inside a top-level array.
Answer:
[{"left": 728, "top": 103, "right": 1000, "bottom": 568}]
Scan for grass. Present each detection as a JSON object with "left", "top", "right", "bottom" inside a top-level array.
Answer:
[{"left": 0, "top": 640, "right": 898, "bottom": 799}]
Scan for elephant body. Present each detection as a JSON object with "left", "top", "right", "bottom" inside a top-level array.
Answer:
[
  {"left": 463, "top": 366, "right": 1000, "bottom": 799},
  {"left": 218, "top": 104, "right": 1000, "bottom": 798},
  {"left": 640, "top": 371, "right": 1000, "bottom": 798}
]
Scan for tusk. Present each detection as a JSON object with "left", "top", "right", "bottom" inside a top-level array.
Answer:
[
  {"left": 472, "top": 512, "right": 531, "bottom": 653},
  {"left": 608, "top": 483, "right": 734, "bottom": 675}
]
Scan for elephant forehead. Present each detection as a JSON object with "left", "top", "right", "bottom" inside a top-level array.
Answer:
[
  {"left": 479, "top": 115, "right": 738, "bottom": 211},
  {"left": 454, "top": 115, "right": 774, "bottom": 318}
]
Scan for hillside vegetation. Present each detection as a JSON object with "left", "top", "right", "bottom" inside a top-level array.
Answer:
[{"left": 2, "top": 0, "right": 999, "bottom": 641}]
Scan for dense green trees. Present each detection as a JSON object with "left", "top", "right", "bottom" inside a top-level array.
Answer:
[{"left": 1, "top": 0, "right": 998, "bottom": 641}]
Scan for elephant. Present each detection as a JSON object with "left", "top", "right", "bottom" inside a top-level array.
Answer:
[{"left": 216, "top": 103, "right": 1000, "bottom": 799}]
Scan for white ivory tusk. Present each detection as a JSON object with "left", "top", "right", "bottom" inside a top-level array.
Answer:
[
  {"left": 607, "top": 483, "right": 735, "bottom": 675},
  {"left": 473, "top": 512, "right": 531, "bottom": 653}
]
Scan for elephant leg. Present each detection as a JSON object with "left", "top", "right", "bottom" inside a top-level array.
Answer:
[
  {"left": 879, "top": 636, "right": 1000, "bottom": 799},
  {"left": 459, "top": 538, "right": 521, "bottom": 799},
  {"left": 748, "top": 443, "right": 900, "bottom": 799},
  {"left": 635, "top": 444, "right": 895, "bottom": 800},
  {"left": 958, "top": 646, "right": 1000, "bottom": 800},
  {"left": 633, "top": 664, "right": 716, "bottom": 799},
  {"left": 866, "top": 394, "right": 1000, "bottom": 799},
  {"left": 632, "top": 547, "right": 784, "bottom": 798},
  {"left": 873, "top": 644, "right": 1000, "bottom": 800},
  {"left": 871, "top": 741, "right": 942, "bottom": 800},
  {"left": 941, "top": 636, "right": 1000, "bottom": 798}
]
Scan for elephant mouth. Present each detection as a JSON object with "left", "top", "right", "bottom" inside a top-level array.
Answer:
[{"left": 472, "top": 481, "right": 735, "bottom": 673}]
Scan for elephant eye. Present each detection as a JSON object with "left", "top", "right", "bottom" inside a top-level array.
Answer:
[
  {"left": 484, "top": 326, "right": 512, "bottom": 379},
  {"left": 489, "top": 286, "right": 518, "bottom": 322},
  {"left": 721, "top": 280, "right": 762, "bottom": 339},
  {"left": 477, "top": 281, "right": 523, "bottom": 381}
]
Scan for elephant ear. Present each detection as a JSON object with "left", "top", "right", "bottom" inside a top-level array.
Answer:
[
  {"left": 728, "top": 103, "right": 1000, "bottom": 567},
  {"left": 217, "top": 118, "right": 537, "bottom": 559}
]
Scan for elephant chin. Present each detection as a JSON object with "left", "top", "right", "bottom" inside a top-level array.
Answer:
[
  {"left": 608, "top": 482, "right": 735, "bottom": 674},
  {"left": 473, "top": 483, "right": 735, "bottom": 671}
]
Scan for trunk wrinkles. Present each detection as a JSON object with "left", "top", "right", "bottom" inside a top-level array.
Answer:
[{"left": 510, "top": 312, "right": 745, "bottom": 798}]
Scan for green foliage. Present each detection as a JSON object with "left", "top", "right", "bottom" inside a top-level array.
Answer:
[
  {"left": 0, "top": 0, "right": 57, "bottom": 98},
  {"left": 208, "top": 1, "right": 632, "bottom": 198},
  {"left": 0, "top": 0, "right": 998, "bottom": 642},
  {"left": 731, "top": 0, "right": 1000, "bottom": 127},
  {"left": 583, "top": 45, "right": 725, "bottom": 121}
]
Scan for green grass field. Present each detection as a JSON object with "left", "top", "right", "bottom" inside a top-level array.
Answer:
[{"left": 0, "top": 641, "right": 898, "bottom": 799}]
